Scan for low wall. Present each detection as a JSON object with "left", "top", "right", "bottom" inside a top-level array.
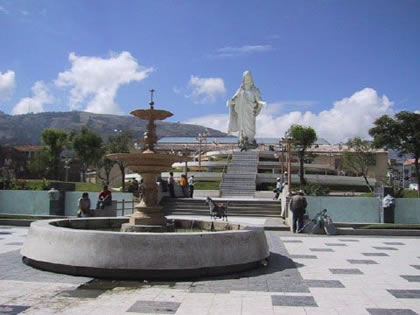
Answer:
[
  {"left": 0, "top": 190, "right": 132, "bottom": 217},
  {"left": 0, "top": 191, "right": 50, "bottom": 215},
  {"left": 305, "top": 196, "right": 380, "bottom": 223},
  {"left": 64, "top": 192, "right": 133, "bottom": 216},
  {"left": 395, "top": 199, "right": 420, "bottom": 224}
]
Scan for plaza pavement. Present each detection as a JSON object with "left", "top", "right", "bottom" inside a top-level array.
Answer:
[{"left": 0, "top": 220, "right": 420, "bottom": 315}]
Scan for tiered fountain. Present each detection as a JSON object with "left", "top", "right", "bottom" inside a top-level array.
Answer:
[
  {"left": 107, "top": 90, "right": 184, "bottom": 232},
  {"left": 21, "top": 91, "right": 269, "bottom": 280}
]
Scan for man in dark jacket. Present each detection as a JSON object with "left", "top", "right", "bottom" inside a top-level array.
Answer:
[{"left": 289, "top": 190, "right": 307, "bottom": 233}]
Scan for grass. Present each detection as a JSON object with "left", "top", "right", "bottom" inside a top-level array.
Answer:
[
  {"left": 8, "top": 179, "right": 103, "bottom": 192},
  {"left": 194, "top": 181, "right": 220, "bottom": 190},
  {"left": 74, "top": 182, "right": 103, "bottom": 192},
  {"left": 359, "top": 224, "right": 420, "bottom": 230}
]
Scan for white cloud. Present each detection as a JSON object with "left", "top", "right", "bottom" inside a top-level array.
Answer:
[
  {"left": 215, "top": 45, "right": 272, "bottom": 57},
  {"left": 12, "top": 81, "right": 53, "bottom": 115},
  {"left": 185, "top": 114, "right": 229, "bottom": 133},
  {"left": 184, "top": 88, "right": 394, "bottom": 144},
  {"left": 55, "top": 51, "right": 153, "bottom": 114},
  {"left": 187, "top": 75, "right": 226, "bottom": 104},
  {"left": 0, "top": 70, "right": 15, "bottom": 101}
]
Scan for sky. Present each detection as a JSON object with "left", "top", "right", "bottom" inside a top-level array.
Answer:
[{"left": 0, "top": 0, "right": 419, "bottom": 144}]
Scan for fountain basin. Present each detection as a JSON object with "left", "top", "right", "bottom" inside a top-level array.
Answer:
[{"left": 21, "top": 218, "right": 270, "bottom": 280}]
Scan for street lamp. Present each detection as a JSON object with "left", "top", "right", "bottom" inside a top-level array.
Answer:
[
  {"left": 62, "top": 157, "right": 72, "bottom": 182},
  {"left": 196, "top": 129, "right": 209, "bottom": 170},
  {"left": 283, "top": 130, "right": 292, "bottom": 196}
]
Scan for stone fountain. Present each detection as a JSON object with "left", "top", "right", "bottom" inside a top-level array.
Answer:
[
  {"left": 21, "top": 90, "right": 270, "bottom": 280},
  {"left": 107, "top": 90, "right": 184, "bottom": 232}
]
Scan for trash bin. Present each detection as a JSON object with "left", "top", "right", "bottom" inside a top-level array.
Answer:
[
  {"left": 382, "top": 194, "right": 395, "bottom": 224},
  {"left": 383, "top": 205, "right": 395, "bottom": 223}
]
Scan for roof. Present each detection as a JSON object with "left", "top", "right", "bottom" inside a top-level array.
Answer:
[
  {"left": 13, "top": 145, "right": 44, "bottom": 152},
  {"left": 404, "top": 159, "right": 418, "bottom": 166}
]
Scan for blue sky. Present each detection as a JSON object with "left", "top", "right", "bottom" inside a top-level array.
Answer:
[{"left": 0, "top": 0, "right": 419, "bottom": 143}]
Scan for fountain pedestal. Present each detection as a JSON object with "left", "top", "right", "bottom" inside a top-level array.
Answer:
[{"left": 107, "top": 104, "right": 186, "bottom": 232}]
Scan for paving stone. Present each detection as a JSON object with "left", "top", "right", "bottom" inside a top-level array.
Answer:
[
  {"left": 410, "top": 265, "right": 420, "bottom": 270},
  {"left": 373, "top": 246, "right": 398, "bottom": 251},
  {"left": 289, "top": 254, "right": 318, "bottom": 259},
  {"left": 325, "top": 243, "right": 347, "bottom": 247},
  {"left": 387, "top": 290, "right": 420, "bottom": 299},
  {"left": 347, "top": 259, "right": 378, "bottom": 265},
  {"left": 310, "top": 248, "right": 334, "bottom": 252},
  {"left": 0, "top": 250, "right": 91, "bottom": 284},
  {"left": 271, "top": 295, "right": 318, "bottom": 307},
  {"left": 126, "top": 300, "right": 180, "bottom": 314},
  {"left": 383, "top": 242, "right": 405, "bottom": 246},
  {"left": 57, "top": 289, "right": 105, "bottom": 298},
  {"left": 400, "top": 275, "right": 420, "bottom": 282},
  {"left": 304, "top": 279, "right": 345, "bottom": 288},
  {"left": 339, "top": 239, "right": 359, "bottom": 242},
  {"left": 283, "top": 240, "right": 303, "bottom": 243},
  {"left": 363, "top": 253, "right": 389, "bottom": 257},
  {"left": 366, "top": 308, "right": 417, "bottom": 315},
  {"left": 329, "top": 268, "right": 364, "bottom": 275}
]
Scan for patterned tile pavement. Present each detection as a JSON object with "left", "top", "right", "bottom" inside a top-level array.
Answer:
[{"left": 0, "top": 225, "right": 420, "bottom": 314}]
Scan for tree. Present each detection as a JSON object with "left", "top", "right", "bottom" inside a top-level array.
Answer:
[
  {"left": 289, "top": 124, "right": 317, "bottom": 186},
  {"left": 27, "top": 149, "right": 51, "bottom": 179},
  {"left": 72, "top": 128, "right": 103, "bottom": 182},
  {"left": 41, "top": 129, "right": 68, "bottom": 179},
  {"left": 369, "top": 111, "right": 420, "bottom": 197},
  {"left": 96, "top": 154, "right": 115, "bottom": 185},
  {"left": 343, "top": 137, "right": 376, "bottom": 193},
  {"left": 108, "top": 130, "right": 133, "bottom": 191}
]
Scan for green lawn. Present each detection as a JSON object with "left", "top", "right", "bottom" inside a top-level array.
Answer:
[
  {"left": 194, "top": 181, "right": 220, "bottom": 190},
  {"left": 12, "top": 179, "right": 103, "bottom": 192}
]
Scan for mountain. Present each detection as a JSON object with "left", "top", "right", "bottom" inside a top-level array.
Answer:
[{"left": 0, "top": 111, "right": 226, "bottom": 146}]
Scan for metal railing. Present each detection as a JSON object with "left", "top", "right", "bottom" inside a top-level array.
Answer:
[{"left": 116, "top": 199, "right": 136, "bottom": 216}]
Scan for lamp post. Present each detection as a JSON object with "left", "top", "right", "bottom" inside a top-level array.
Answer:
[
  {"left": 196, "top": 129, "right": 209, "bottom": 170},
  {"left": 284, "top": 130, "right": 292, "bottom": 195},
  {"left": 64, "top": 158, "right": 71, "bottom": 182}
]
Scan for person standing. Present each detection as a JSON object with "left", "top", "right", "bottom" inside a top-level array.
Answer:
[
  {"left": 289, "top": 190, "right": 307, "bottom": 233},
  {"left": 273, "top": 177, "right": 283, "bottom": 200},
  {"left": 188, "top": 175, "right": 195, "bottom": 198},
  {"left": 179, "top": 174, "right": 188, "bottom": 197},
  {"left": 168, "top": 172, "right": 175, "bottom": 198}
]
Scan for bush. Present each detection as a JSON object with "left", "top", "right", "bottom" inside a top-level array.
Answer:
[{"left": 302, "top": 184, "right": 329, "bottom": 196}]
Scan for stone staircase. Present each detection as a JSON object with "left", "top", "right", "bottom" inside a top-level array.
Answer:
[
  {"left": 220, "top": 151, "right": 258, "bottom": 198},
  {"left": 162, "top": 198, "right": 282, "bottom": 218}
]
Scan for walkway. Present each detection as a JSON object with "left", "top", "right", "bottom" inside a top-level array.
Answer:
[{"left": 0, "top": 224, "right": 419, "bottom": 314}]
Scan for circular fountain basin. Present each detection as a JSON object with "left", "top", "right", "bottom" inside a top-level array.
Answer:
[{"left": 21, "top": 218, "right": 270, "bottom": 280}]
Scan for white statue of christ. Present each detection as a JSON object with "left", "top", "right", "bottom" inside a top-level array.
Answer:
[{"left": 227, "top": 71, "right": 266, "bottom": 144}]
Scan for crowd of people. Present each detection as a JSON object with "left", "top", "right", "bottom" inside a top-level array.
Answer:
[{"left": 168, "top": 172, "right": 195, "bottom": 198}]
